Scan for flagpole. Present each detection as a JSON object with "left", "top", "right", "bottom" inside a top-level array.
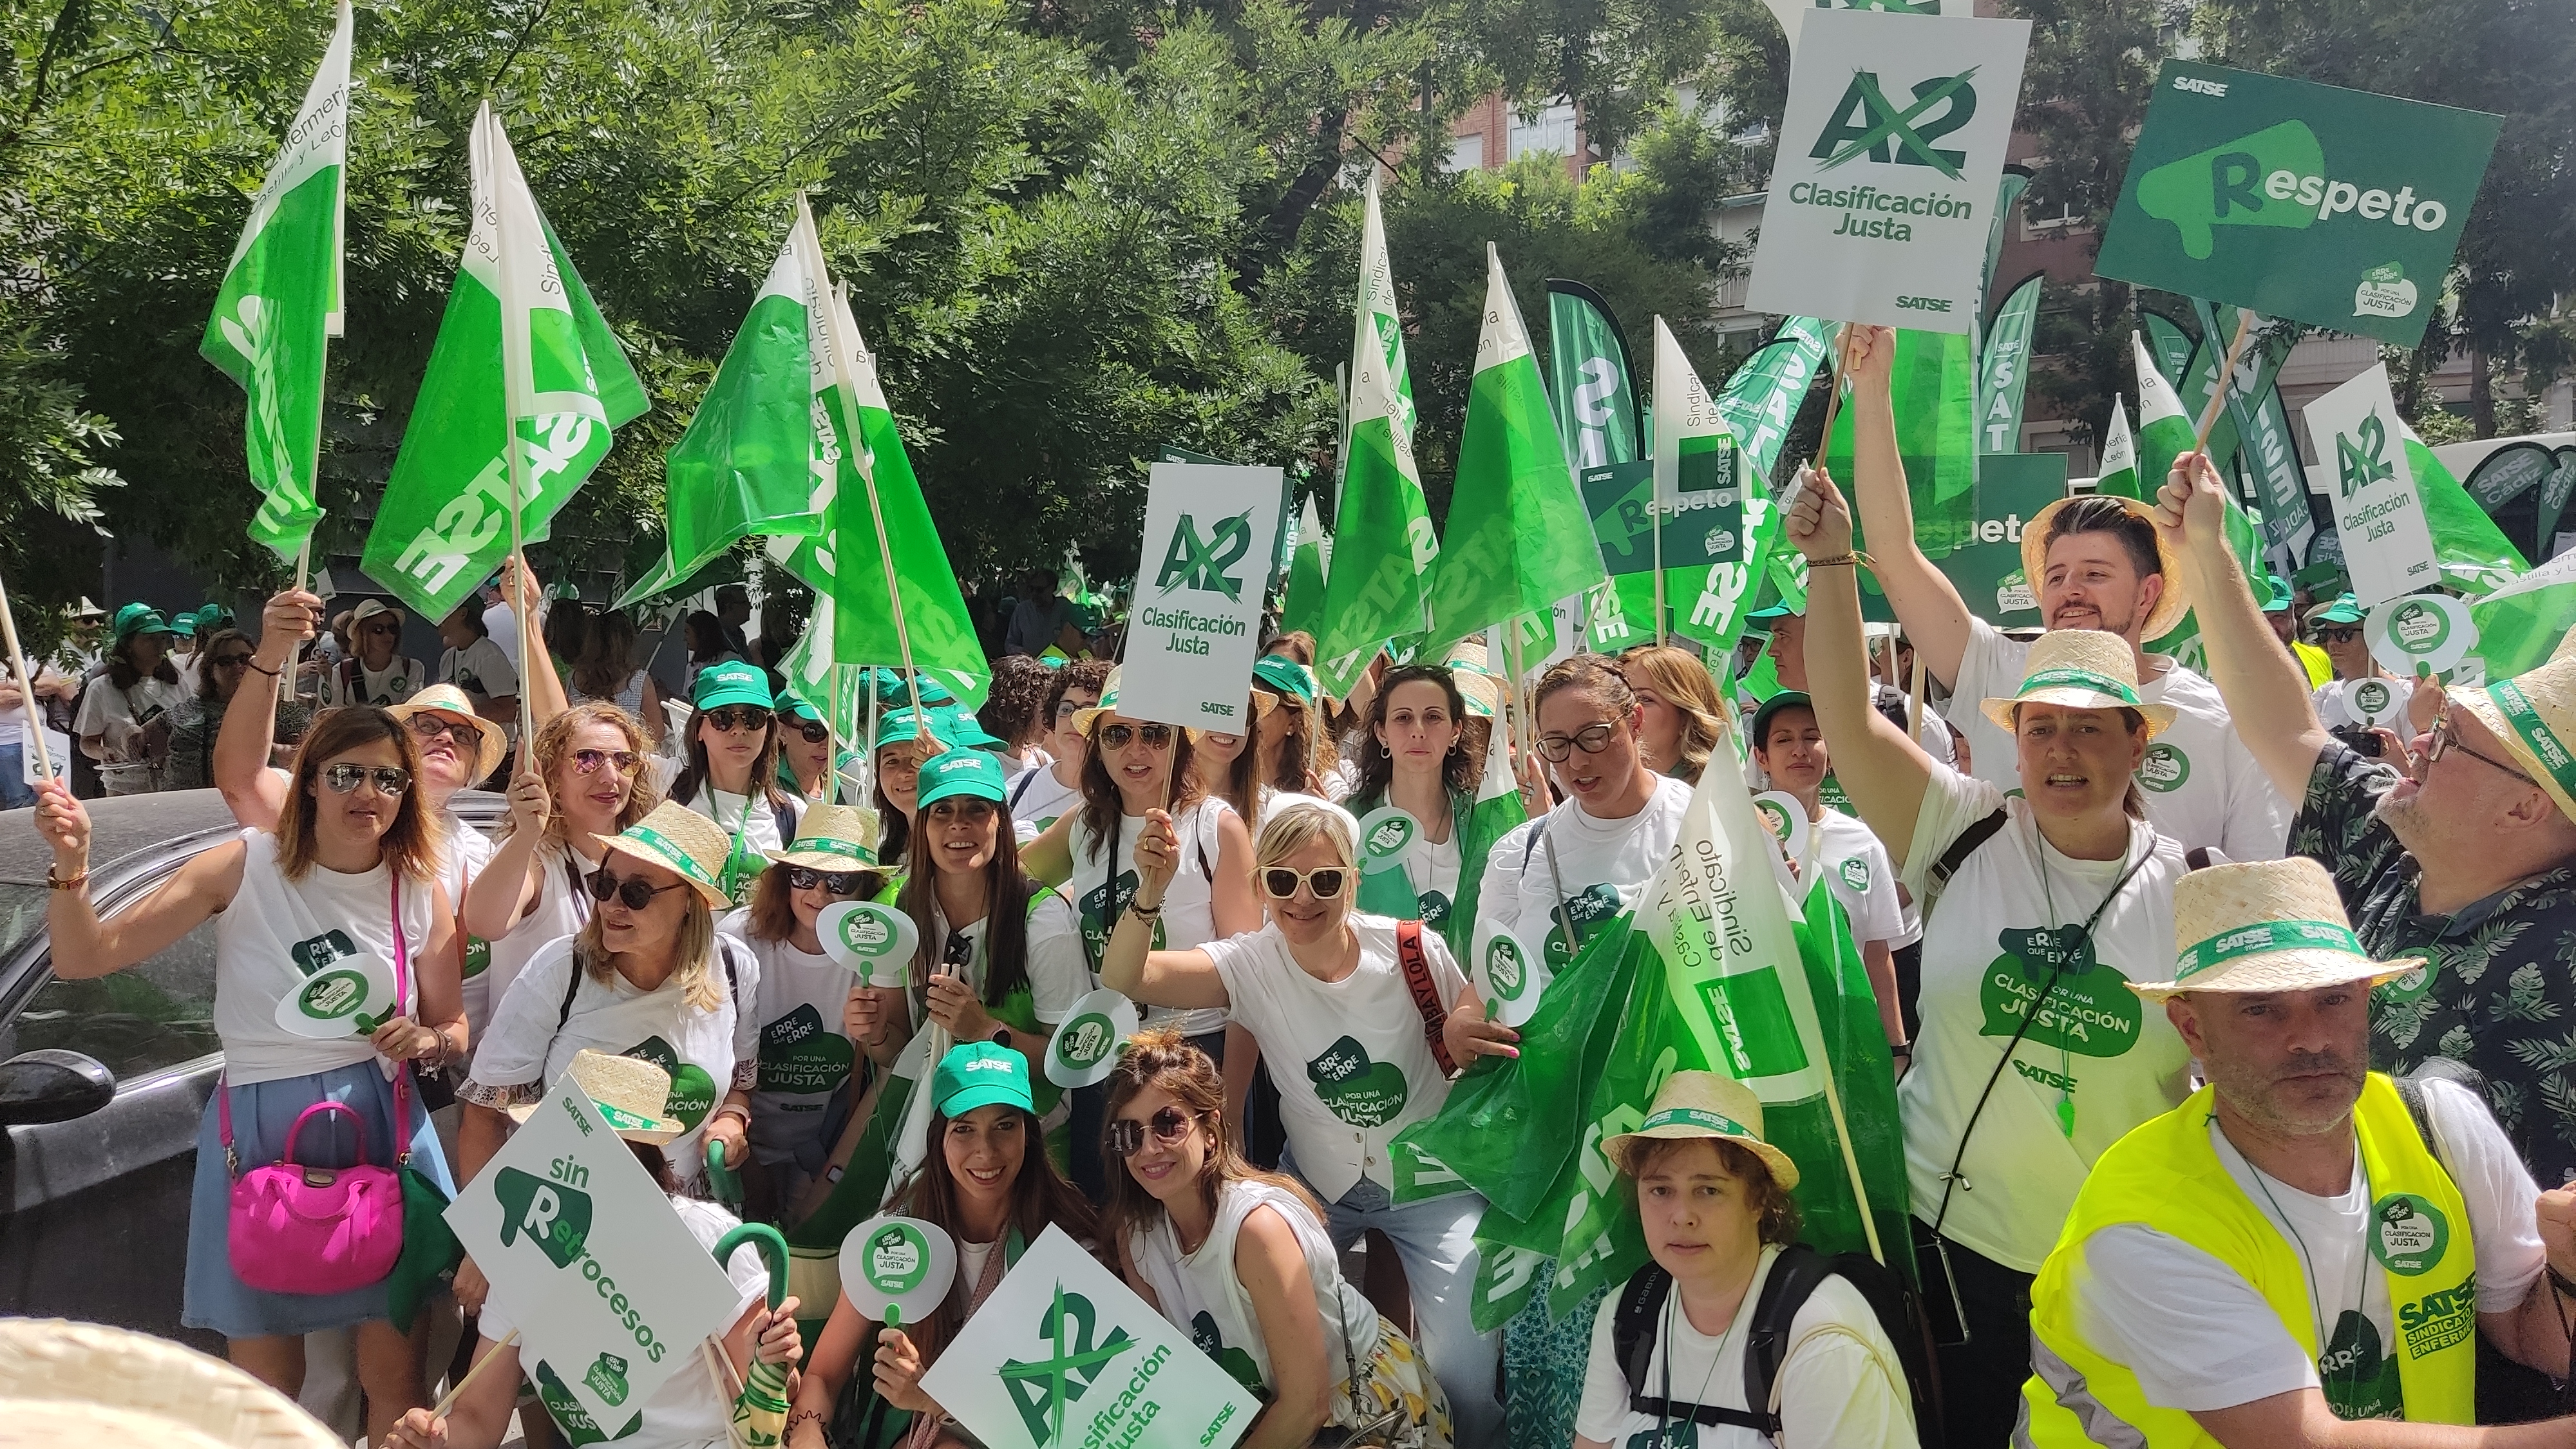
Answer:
[
  {"left": 285, "top": 537, "right": 311, "bottom": 707},
  {"left": 1501, "top": 617, "right": 1576, "bottom": 951},
  {"left": 1809, "top": 323, "right": 1852, "bottom": 472},
  {"left": 0, "top": 571, "right": 57, "bottom": 786},
  {"left": 1650, "top": 497, "right": 1666, "bottom": 647},
  {"left": 2191, "top": 308, "right": 2257, "bottom": 456},
  {"left": 482, "top": 103, "right": 539, "bottom": 775}
]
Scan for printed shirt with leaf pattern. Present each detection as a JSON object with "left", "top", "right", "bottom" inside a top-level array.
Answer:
[{"left": 2294, "top": 744, "right": 2576, "bottom": 1185}]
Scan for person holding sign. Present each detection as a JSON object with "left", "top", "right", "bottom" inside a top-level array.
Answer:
[
  {"left": 790, "top": 1043, "right": 1099, "bottom": 1449},
  {"left": 32, "top": 706, "right": 464, "bottom": 1444},
  {"left": 75, "top": 601, "right": 185, "bottom": 794},
  {"left": 1106, "top": 1030, "right": 1454, "bottom": 1449},
  {"left": 390, "top": 1051, "right": 805, "bottom": 1449},
  {"left": 1783, "top": 464, "right": 2193, "bottom": 1449},
  {"left": 2018, "top": 858, "right": 2576, "bottom": 1447},
  {"left": 667, "top": 661, "right": 804, "bottom": 904},
  {"left": 1102, "top": 800, "right": 1502, "bottom": 1441},
  {"left": 455, "top": 802, "right": 761, "bottom": 1312},
  {"left": 1837, "top": 325, "right": 2287, "bottom": 858},
  {"left": 1749, "top": 692, "right": 1911, "bottom": 1060}
]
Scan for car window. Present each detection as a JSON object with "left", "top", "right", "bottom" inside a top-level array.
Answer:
[
  {"left": 1, "top": 920, "right": 220, "bottom": 1084},
  {"left": 0, "top": 883, "right": 42, "bottom": 971}
]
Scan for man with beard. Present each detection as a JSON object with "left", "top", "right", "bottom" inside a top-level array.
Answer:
[
  {"left": 1839, "top": 324, "right": 2286, "bottom": 857},
  {"left": 2018, "top": 855, "right": 2576, "bottom": 1447}
]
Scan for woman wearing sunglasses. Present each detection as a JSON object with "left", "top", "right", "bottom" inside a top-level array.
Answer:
[
  {"left": 717, "top": 803, "right": 893, "bottom": 1215},
  {"left": 165, "top": 627, "right": 314, "bottom": 792},
  {"left": 32, "top": 707, "right": 464, "bottom": 1444},
  {"left": 668, "top": 659, "right": 804, "bottom": 904},
  {"left": 775, "top": 694, "right": 851, "bottom": 804},
  {"left": 1106, "top": 1030, "right": 1452, "bottom": 1449},
  {"left": 455, "top": 802, "right": 761, "bottom": 1312},
  {"left": 1101, "top": 800, "right": 1501, "bottom": 1442}
]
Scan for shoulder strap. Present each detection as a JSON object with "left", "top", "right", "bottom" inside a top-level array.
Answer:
[
  {"left": 558, "top": 949, "right": 584, "bottom": 1030},
  {"left": 773, "top": 797, "right": 800, "bottom": 845},
  {"left": 1739, "top": 1244, "right": 1835, "bottom": 1437},
  {"left": 1617, "top": 1261, "right": 1772, "bottom": 1433},
  {"left": 1197, "top": 799, "right": 1214, "bottom": 882},
  {"left": 1009, "top": 769, "right": 1037, "bottom": 810},
  {"left": 1923, "top": 806, "right": 2008, "bottom": 914},
  {"left": 1393, "top": 921, "right": 1455, "bottom": 1075}
]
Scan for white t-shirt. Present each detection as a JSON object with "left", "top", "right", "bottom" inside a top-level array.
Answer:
[
  {"left": 1071, "top": 797, "right": 1234, "bottom": 1039},
  {"left": 1473, "top": 773, "right": 1692, "bottom": 974},
  {"left": 469, "top": 934, "right": 760, "bottom": 1180},
  {"left": 466, "top": 840, "right": 595, "bottom": 1054},
  {"left": 717, "top": 912, "right": 860, "bottom": 1166},
  {"left": 74, "top": 673, "right": 186, "bottom": 753},
  {"left": 1575, "top": 1245, "right": 1919, "bottom": 1449},
  {"left": 1803, "top": 808, "right": 1904, "bottom": 950},
  {"left": 685, "top": 787, "right": 790, "bottom": 905},
  {"left": 478, "top": 1193, "right": 766, "bottom": 1449},
  {"left": 1202, "top": 916, "right": 1470, "bottom": 1202},
  {"left": 2078, "top": 1079, "right": 2544, "bottom": 1418},
  {"left": 1942, "top": 617, "right": 2287, "bottom": 859},
  {"left": 1007, "top": 761, "right": 1084, "bottom": 844},
  {"left": 214, "top": 830, "right": 440, "bottom": 1086},
  {"left": 325, "top": 656, "right": 426, "bottom": 708},
  {"left": 922, "top": 890, "right": 1092, "bottom": 1028},
  {"left": 1124, "top": 1179, "right": 1379, "bottom": 1410},
  {"left": 1897, "top": 764, "right": 2192, "bottom": 1273},
  {"left": 2313, "top": 675, "right": 2416, "bottom": 733}
]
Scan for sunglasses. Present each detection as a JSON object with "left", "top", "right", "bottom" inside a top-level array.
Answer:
[
  {"left": 702, "top": 706, "right": 773, "bottom": 734},
  {"left": 1106, "top": 1105, "right": 1197, "bottom": 1159},
  {"left": 320, "top": 763, "right": 410, "bottom": 795},
  {"left": 210, "top": 653, "right": 256, "bottom": 668},
  {"left": 363, "top": 621, "right": 401, "bottom": 636},
  {"left": 572, "top": 748, "right": 644, "bottom": 777},
  {"left": 2317, "top": 627, "right": 2363, "bottom": 644},
  {"left": 1261, "top": 866, "right": 1349, "bottom": 900},
  {"left": 783, "top": 865, "right": 871, "bottom": 896},
  {"left": 1534, "top": 721, "right": 1621, "bottom": 762},
  {"left": 2427, "top": 701, "right": 2537, "bottom": 786},
  {"left": 587, "top": 868, "right": 688, "bottom": 911},
  {"left": 405, "top": 713, "right": 484, "bottom": 750},
  {"left": 790, "top": 719, "right": 831, "bottom": 744},
  {"left": 1098, "top": 723, "right": 1173, "bottom": 751}
]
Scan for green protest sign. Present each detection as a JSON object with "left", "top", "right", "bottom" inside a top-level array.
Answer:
[
  {"left": 2098, "top": 61, "right": 2500, "bottom": 347},
  {"left": 1855, "top": 451, "right": 2065, "bottom": 627}
]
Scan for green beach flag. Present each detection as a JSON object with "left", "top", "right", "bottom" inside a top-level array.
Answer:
[
  {"left": 2401, "top": 421, "right": 2527, "bottom": 596},
  {"left": 1718, "top": 320, "right": 1834, "bottom": 488},
  {"left": 1316, "top": 173, "right": 1437, "bottom": 692},
  {"left": 2096, "top": 397, "right": 2139, "bottom": 498},
  {"left": 2132, "top": 332, "right": 2267, "bottom": 658},
  {"left": 1546, "top": 279, "right": 1643, "bottom": 471},
  {"left": 2141, "top": 310, "right": 2197, "bottom": 396},
  {"left": 1279, "top": 491, "right": 1332, "bottom": 637},
  {"left": 2470, "top": 549, "right": 2576, "bottom": 678},
  {"left": 363, "top": 104, "right": 647, "bottom": 623},
  {"left": 1826, "top": 328, "right": 1978, "bottom": 558},
  {"left": 619, "top": 198, "right": 831, "bottom": 605},
  {"left": 1428, "top": 246, "right": 1606, "bottom": 643},
  {"left": 1978, "top": 272, "right": 2043, "bottom": 455},
  {"left": 202, "top": 0, "right": 350, "bottom": 564}
]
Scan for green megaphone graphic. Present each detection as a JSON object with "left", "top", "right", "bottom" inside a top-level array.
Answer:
[{"left": 2135, "top": 118, "right": 2325, "bottom": 259}]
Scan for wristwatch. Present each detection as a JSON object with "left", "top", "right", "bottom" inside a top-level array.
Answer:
[{"left": 990, "top": 1025, "right": 1012, "bottom": 1047}]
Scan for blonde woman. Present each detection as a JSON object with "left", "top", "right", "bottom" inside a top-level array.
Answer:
[{"left": 1616, "top": 644, "right": 1727, "bottom": 784}]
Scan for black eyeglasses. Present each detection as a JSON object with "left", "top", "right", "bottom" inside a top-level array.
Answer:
[
  {"left": 573, "top": 748, "right": 643, "bottom": 777},
  {"left": 783, "top": 866, "right": 869, "bottom": 896},
  {"left": 2427, "top": 701, "right": 2537, "bottom": 786},
  {"left": 2317, "top": 627, "right": 2363, "bottom": 645},
  {"left": 1054, "top": 698, "right": 1096, "bottom": 721},
  {"left": 1534, "top": 721, "right": 1620, "bottom": 762},
  {"left": 587, "top": 868, "right": 687, "bottom": 910},
  {"left": 1098, "top": 723, "right": 1173, "bottom": 750},
  {"left": 405, "top": 713, "right": 483, "bottom": 749},
  {"left": 1261, "top": 866, "right": 1349, "bottom": 900},
  {"left": 702, "top": 706, "right": 772, "bottom": 734},
  {"left": 1106, "top": 1106, "right": 1197, "bottom": 1159},
  {"left": 791, "top": 719, "right": 830, "bottom": 744},
  {"left": 321, "top": 763, "right": 410, "bottom": 795}
]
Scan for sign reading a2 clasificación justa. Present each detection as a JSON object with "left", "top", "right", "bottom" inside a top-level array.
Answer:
[{"left": 1119, "top": 462, "right": 1284, "bottom": 734}]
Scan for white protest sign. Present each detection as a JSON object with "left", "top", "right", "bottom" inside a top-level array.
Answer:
[
  {"left": 272, "top": 942, "right": 400, "bottom": 1040},
  {"left": 1120, "top": 462, "right": 1285, "bottom": 732},
  {"left": 2305, "top": 365, "right": 2440, "bottom": 607},
  {"left": 918, "top": 1225, "right": 1259, "bottom": 1449},
  {"left": 838, "top": 1214, "right": 958, "bottom": 1329},
  {"left": 446, "top": 1074, "right": 750, "bottom": 1442},
  {"left": 819, "top": 900, "right": 918, "bottom": 987},
  {"left": 1470, "top": 926, "right": 1548, "bottom": 1028},
  {"left": 1745, "top": 8, "right": 2031, "bottom": 333},
  {"left": 21, "top": 728, "right": 68, "bottom": 787},
  {"left": 2364, "top": 592, "right": 2476, "bottom": 679},
  {"left": 1354, "top": 806, "right": 1418, "bottom": 874},
  {"left": 1761, "top": 0, "right": 1973, "bottom": 52},
  {"left": 2343, "top": 677, "right": 2409, "bottom": 730},
  {"left": 1750, "top": 789, "right": 1812, "bottom": 896},
  {"left": 1046, "top": 987, "right": 1141, "bottom": 1090}
]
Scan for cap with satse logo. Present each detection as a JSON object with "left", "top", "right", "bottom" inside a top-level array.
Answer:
[{"left": 933, "top": 1041, "right": 1034, "bottom": 1118}]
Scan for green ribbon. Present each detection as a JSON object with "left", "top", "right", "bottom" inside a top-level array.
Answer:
[
  {"left": 2175, "top": 918, "right": 2367, "bottom": 981},
  {"left": 2490, "top": 680, "right": 2576, "bottom": 802},
  {"left": 623, "top": 823, "right": 723, "bottom": 895},
  {"left": 2015, "top": 667, "right": 2143, "bottom": 706},
  {"left": 784, "top": 836, "right": 873, "bottom": 862},
  {"left": 1636, "top": 1105, "right": 1754, "bottom": 1139}
]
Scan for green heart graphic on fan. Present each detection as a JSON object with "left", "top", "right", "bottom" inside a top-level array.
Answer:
[
  {"left": 624, "top": 1036, "right": 718, "bottom": 1128},
  {"left": 1307, "top": 1035, "right": 1408, "bottom": 1128},
  {"left": 757, "top": 1004, "right": 855, "bottom": 1095}
]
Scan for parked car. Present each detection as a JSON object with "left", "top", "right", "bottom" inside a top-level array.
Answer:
[{"left": 0, "top": 788, "right": 502, "bottom": 1349}]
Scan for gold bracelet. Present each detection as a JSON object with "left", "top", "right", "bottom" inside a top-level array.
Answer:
[
  {"left": 45, "top": 864, "right": 88, "bottom": 891},
  {"left": 1804, "top": 553, "right": 1866, "bottom": 569}
]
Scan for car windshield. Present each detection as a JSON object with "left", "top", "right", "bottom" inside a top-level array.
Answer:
[{"left": 0, "top": 880, "right": 44, "bottom": 967}]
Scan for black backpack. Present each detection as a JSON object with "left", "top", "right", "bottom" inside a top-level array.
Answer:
[{"left": 1611, "top": 1245, "right": 1944, "bottom": 1448}]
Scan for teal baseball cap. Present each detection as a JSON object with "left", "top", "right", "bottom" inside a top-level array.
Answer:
[
  {"left": 2262, "top": 575, "right": 2295, "bottom": 613},
  {"left": 1751, "top": 690, "right": 1815, "bottom": 748},
  {"left": 874, "top": 707, "right": 954, "bottom": 751},
  {"left": 930, "top": 704, "right": 1007, "bottom": 751},
  {"left": 110, "top": 602, "right": 174, "bottom": 645},
  {"left": 1252, "top": 655, "right": 1317, "bottom": 705},
  {"left": 777, "top": 692, "right": 824, "bottom": 725},
  {"left": 692, "top": 659, "right": 774, "bottom": 712},
  {"left": 934, "top": 1041, "right": 1033, "bottom": 1119},
  {"left": 1747, "top": 602, "right": 1799, "bottom": 623},
  {"left": 2306, "top": 592, "right": 2367, "bottom": 630},
  {"left": 917, "top": 748, "right": 1009, "bottom": 808}
]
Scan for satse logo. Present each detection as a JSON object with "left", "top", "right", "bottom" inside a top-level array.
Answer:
[{"left": 2172, "top": 74, "right": 2229, "bottom": 97}]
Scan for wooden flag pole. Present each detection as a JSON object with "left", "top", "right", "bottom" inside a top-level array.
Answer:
[
  {"left": 1808, "top": 323, "right": 1853, "bottom": 473},
  {"left": 285, "top": 538, "right": 312, "bottom": 707},
  {"left": 422, "top": 1329, "right": 520, "bottom": 1425},
  {"left": 2191, "top": 308, "right": 2258, "bottom": 457},
  {"left": 0, "top": 571, "right": 57, "bottom": 787}
]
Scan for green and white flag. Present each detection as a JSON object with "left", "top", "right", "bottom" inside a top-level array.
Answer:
[
  {"left": 363, "top": 104, "right": 647, "bottom": 622},
  {"left": 2095, "top": 397, "right": 2139, "bottom": 498},
  {"left": 1316, "top": 173, "right": 1437, "bottom": 692},
  {"left": 1427, "top": 246, "right": 1605, "bottom": 645},
  {"left": 2400, "top": 421, "right": 2528, "bottom": 596},
  {"left": 201, "top": 0, "right": 350, "bottom": 564},
  {"left": 1278, "top": 491, "right": 1332, "bottom": 638},
  {"left": 2470, "top": 548, "right": 2576, "bottom": 679},
  {"left": 2132, "top": 332, "right": 2268, "bottom": 657},
  {"left": 1978, "top": 272, "right": 2043, "bottom": 454},
  {"left": 1827, "top": 327, "right": 1978, "bottom": 556},
  {"left": 620, "top": 198, "right": 831, "bottom": 605}
]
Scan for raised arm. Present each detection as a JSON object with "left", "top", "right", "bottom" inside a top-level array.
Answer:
[
  {"left": 1785, "top": 467, "right": 1936, "bottom": 868},
  {"left": 34, "top": 782, "right": 244, "bottom": 978},
  {"left": 464, "top": 771, "right": 551, "bottom": 940},
  {"left": 2154, "top": 452, "right": 2331, "bottom": 805},
  {"left": 506, "top": 557, "right": 571, "bottom": 736},
  {"left": 1840, "top": 324, "right": 1976, "bottom": 688},
  {"left": 1021, "top": 810, "right": 1077, "bottom": 886},
  {"left": 216, "top": 588, "right": 314, "bottom": 831},
  {"left": 1099, "top": 808, "right": 1229, "bottom": 1010}
]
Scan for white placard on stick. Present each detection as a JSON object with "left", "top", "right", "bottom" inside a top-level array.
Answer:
[
  {"left": 2364, "top": 593, "right": 2476, "bottom": 679},
  {"left": 271, "top": 942, "right": 401, "bottom": 1040},
  {"left": 446, "top": 1074, "right": 750, "bottom": 1441},
  {"left": 918, "top": 1225, "right": 1260, "bottom": 1449},
  {"left": 1744, "top": 8, "right": 2030, "bottom": 334},
  {"left": 1046, "top": 987, "right": 1141, "bottom": 1090},
  {"left": 1119, "top": 462, "right": 1285, "bottom": 732},
  {"left": 2305, "top": 365, "right": 2440, "bottom": 607},
  {"left": 837, "top": 1214, "right": 958, "bottom": 1329},
  {"left": 21, "top": 728, "right": 68, "bottom": 787},
  {"left": 819, "top": 900, "right": 918, "bottom": 988}
]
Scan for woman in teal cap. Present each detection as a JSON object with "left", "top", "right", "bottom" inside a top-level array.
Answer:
[
  {"left": 789, "top": 1041, "right": 1098, "bottom": 1449},
  {"left": 867, "top": 706, "right": 951, "bottom": 867},
  {"left": 1251, "top": 654, "right": 1343, "bottom": 804},
  {"left": 775, "top": 693, "right": 850, "bottom": 805},
  {"left": 670, "top": 658, "right": 804, "bottom": 903},
  {"left": 75, "top": 601, "right": 186, "bottom": 793}
]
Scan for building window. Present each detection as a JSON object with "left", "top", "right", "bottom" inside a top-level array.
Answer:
[
  {"left": 1445, "top": 133, "right": 1486, "bottom": 173},
  {"left": 1508, "top": 100, "right": 1579, "bottom": 161}
]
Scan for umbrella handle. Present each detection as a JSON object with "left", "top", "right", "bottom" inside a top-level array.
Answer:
[
  {"left": 706, "top": 1137, "right": 744, "bottom": 1208},
  {"left": 713, "top": 1222, "right": 790, "bottom": 1311}
]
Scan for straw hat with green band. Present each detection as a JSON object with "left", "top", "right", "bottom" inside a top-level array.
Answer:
[
  {"left": 2130, "top": 857, "right": 2420, "bottom": 1000},
  {"left": 1070, "top": 666, "right": 1127, "bottom": 734},
  {"left": 764, "top": 802, "right": 882, "bottom": 870},
  {"left": 386, "top": 683, "right": 506, "bottom": 781},
  {"left": 692, "top": 659, "right": 774, "bottom": 712},
  {"left": 1977, "top": 629, "right": 2177, "bottom": 739},
  {"left": 597, "top": 800, "right": 735, "bottom": 909},
  {"left": 2020, "top": 493, "right": 2192, "bottom": 641},
  {"left": 1436, "top": 643, "right": 1502, "bottom": 718},
  {"left": 1602, "top": 1072, "right": 1799, "bottom": 1189},
  {"left": 917, "top": 748, "right": 1009, "bottom": 809},
  {"left": 2450, "top": 652, "right": 2576, "bottom": 828},
  {"left": 506, "top": 1049, "right": 688, "bottom": 1143}
]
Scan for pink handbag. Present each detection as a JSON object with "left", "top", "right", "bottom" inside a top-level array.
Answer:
[{"left": 220, "top": 875, "right": 412, "bottom": 1296}]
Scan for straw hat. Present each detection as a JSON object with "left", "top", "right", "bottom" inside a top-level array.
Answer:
[
  {"left": 2449, "top": 652, "right": 2576, "bottom": 828},
  {"left": 387, "top": 683, "right": 506, "bottom": 781},
  {"left": 1602, "top": 1071, "right": 1800, "bottom": 1190},
  {"left": 0, "top": 1318, "right": 343, "bottom": 1449},
  {"left": 764, "top": 802, "right": 880, "bottom": 871},
  {"left": 596, "top": 800, "right": 734, "bottom": 909},
  {"left": 2130, "top": 857, "right": 2421, "bottom": 1000},
  {"left": 2020, "top": 494, "right": 2192, "bottom": 641},
  {"left": 1978, "top": 629, "right": 2177, "bottom": 739},
  {"left": 507, "top": 1049, "right": 687, "bottom": 1142},
  {"left": 1436, "top": 643, "right": 1503, "bottom": 718},
  {"left": 1070, "top": 667, "right": 1126, "bottom": 734}
]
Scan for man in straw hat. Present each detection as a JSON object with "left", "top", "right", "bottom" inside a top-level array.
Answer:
[
  {"left": 1833, "top": 323, "right": 2287, "bottom": 857},
  {"left": 2156, "top": 451, "right": 2576, "bottom": 1197},
  {"left": 2018, "top": 857, "right": 2576, "bottom": 1445}
]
